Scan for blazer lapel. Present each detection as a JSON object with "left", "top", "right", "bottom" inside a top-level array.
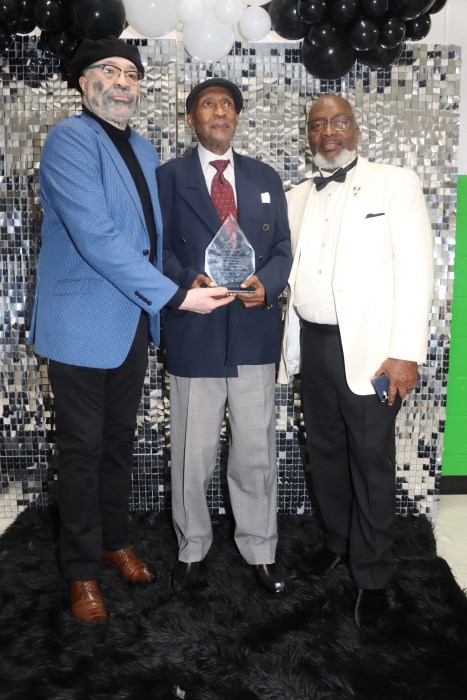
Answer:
[
  {"left": 233, "top": 152, "right": 262, "bottom": 238},
  {"left": 81, "top": 115, "right": 148, "bottom": 233},
  {"left": 180, "top": 148, "right": 221, "bottom": 235}
]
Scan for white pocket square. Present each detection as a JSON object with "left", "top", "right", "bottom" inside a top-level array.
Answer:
[{"left": 261, "top": 192, "right": 270, "bottom": 203}]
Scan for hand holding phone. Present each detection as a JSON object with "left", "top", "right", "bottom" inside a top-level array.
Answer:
[{"left": 371, "top": 374, "right": 389, "bottom": 403}]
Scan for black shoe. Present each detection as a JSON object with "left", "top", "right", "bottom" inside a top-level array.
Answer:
[
  {"left": 170, "top": 561, "right": 202, "bottom": 593},
  {"left": 308, "top": 547, "right": 342, "bottom": 575},
  {"left": 252, "top": 563, "right": 286, "bottom": 595},
  {"left": 354, "top": 588, "right": 390, "bottom": 629}
]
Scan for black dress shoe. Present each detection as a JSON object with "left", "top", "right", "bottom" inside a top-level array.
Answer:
[
  {"left": 308, "top": 547, "right": 342, "bottom": 575},
  {"left": 252, "top": 563, "right": 286, "bottom": 595},
  {"left": 170, "top": 561, "right": 202, "bottom": 593},
  {"left": 354, "top": 588, "right": 390, "bottom": 629}
]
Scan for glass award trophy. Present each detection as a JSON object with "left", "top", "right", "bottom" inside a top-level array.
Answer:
[{"left": 205, "top": 214, "right": 255, "bottom": 293}]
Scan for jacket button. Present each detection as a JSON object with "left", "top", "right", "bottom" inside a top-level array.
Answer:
[
  {"left": 143, "top": 249, "right": 149, "bottom": 256},
  {"left": 180, "top": 237, "right": 187, "bottom": 244},
  {"left": 263, "top": 224, "right": 270, "bottom": 231},
  {"left": 258, "top": 255, "right": 263, "bottom": 261}
]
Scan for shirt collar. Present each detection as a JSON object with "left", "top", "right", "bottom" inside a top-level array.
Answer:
[{"left": 197, "top": 143, "right": 234, "bottom": 176}]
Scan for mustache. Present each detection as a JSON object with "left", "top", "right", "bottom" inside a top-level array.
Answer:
[{"left": 105, "top": 87, "right": 136, "bottom": 104}]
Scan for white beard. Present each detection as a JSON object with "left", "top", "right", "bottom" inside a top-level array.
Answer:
[{"left": 313, "top": 148, "right": 357, "bottom": 171}]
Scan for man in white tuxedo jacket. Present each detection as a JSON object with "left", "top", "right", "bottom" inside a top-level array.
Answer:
[{"left": 278, "top": 94, "right": 433, "bottom": 628}]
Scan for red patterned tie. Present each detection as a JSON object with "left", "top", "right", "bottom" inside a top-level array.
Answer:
[{"left": 209, "top": 159, "right": 238, "bottom": 223}]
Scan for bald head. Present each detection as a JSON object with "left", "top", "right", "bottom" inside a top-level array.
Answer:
[{"left": 307, "top": 94, "right": 359, "bottom": 171}]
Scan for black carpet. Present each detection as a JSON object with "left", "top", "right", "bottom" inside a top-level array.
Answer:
[{"left": 1, "top": 508, "right": 466, "bottom": 700}]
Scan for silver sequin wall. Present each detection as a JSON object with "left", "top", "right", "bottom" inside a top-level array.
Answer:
[{"left": 0, "top": 37, "right": 459, "bottom": 520}]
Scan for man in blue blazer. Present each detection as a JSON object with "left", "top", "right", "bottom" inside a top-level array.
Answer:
[
  {"left": 28, "top": 38, "right": 233, "bottom": 623},
  {"left": 157, "top": 79, "right": 292, "bottom": 595}
]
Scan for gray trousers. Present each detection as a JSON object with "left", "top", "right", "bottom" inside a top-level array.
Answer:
[{"left": 169, "top": 364, "right": 278, "bottom": 565}]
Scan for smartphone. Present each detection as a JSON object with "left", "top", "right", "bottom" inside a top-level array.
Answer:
[{"left": 371, "top": 374, "right": 389, "bottom": 403}]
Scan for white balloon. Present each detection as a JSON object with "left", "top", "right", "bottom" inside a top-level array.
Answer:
[
  {"left": 124, "top": 0, "right": 178, "bottom": 38},
  {"left": 213, "top": 0, "right": 244, "bottom": 26},
  {"left": 238, "top": 6, "right": 271, "bottom": 41},
  {"left": 175, "top": 0, "right": 204, "bottom": 25},
  {"left": 184, "top": 10, "right": 235, "bottom": 62},
  {"left": 245, "top": 0, "right": 269, "bottom": 5}
]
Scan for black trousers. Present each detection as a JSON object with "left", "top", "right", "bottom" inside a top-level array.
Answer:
[
  {"left": 300, "top": 320, "right": 402, "bottom": 589},
  {"left": 48, "top": 314, "right": 149, "bottom": 581}
]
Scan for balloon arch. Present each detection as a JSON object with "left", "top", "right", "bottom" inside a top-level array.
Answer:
[{"left": 0, "top": 0, "right": 448, "bottom": 81}]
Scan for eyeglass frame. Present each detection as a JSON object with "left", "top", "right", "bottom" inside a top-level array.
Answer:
[
  {"left": 307, "top": 115, "right": 354, "bottom": 133},
  {"left": 84, "top": 63, "right": 144, "bottom": 86}
]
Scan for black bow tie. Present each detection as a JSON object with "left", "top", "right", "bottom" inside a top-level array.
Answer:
[{"left": 313, "top": 157, "right": 358, "bottom": 191}]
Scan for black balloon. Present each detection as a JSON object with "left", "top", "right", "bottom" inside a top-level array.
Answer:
[
  {"left": 307, "top": 21, "right": 338, "bottom": 48},
  {"left": 296, "top": 0, "right": 327, "bottom": 25},
  {"left": 359, "top": 0, "right": 388, "bottom": 17},
  {"left": 357, "top": 40, "right": 404, "bottom": 68},
  {"left": 379, "top": 17, "right": 405, "bottom": 48},
  {"left": 34, "top": 0, "right": 65, "bottom": 32},
  {"left": 13, "top": 15, "right": 37, "bottom": 33},
  {"left": 333, "top": 0, "right": 358, "bottom": 24},
  {"left": 0, "top": 0, "right": 20, "bottom": 24},
  {"left": 0, "top": 25, "right": 13, "bottom": 53},
  {"left": 40, "top": 28, "right": 78, "bottom": 59},
  {"left": 349, "top": 19, "right": 379, "bottom": 51},
  {"left": 18, "top": 0, "right": 34, "bottom": 14},
  {"left": 8, "top": 0, "right": 35, "bottom": 32},
  {"left": 428, "top": 0, "right": 446, "bottom": 12},
  {"left": 269, "top": 0, "right": 310, "bottom": 40},
  {"left": 302, "top": 32, "right": 356, "bottom": 79},
  {"left": 404, "top": 12, "right": 431, "bottom": 40},
  {"left": 71, "top": 0, "right": 126, "bottom": 41},
  {"left": 389, "top": 0, "right": 435, "bottom": 20}
]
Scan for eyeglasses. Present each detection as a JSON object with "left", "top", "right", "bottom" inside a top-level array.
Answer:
[
  {"left": 86, "top": 64, "right": 144, "bottom": 86},
  {"left": 307, "top": 116, "right": 353, "bottom": 133}
]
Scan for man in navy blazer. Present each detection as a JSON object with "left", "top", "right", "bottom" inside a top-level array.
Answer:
[
  {"left": 157, "top": 79, "right": 292, "bottom": 595},
  {"left": 28, "top": 38, "right": 233, "bottom": 623}
]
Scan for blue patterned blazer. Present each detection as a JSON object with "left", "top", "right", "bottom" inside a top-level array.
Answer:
[{"left": 28, "top": 113, "right": 178, "bottom": 368}]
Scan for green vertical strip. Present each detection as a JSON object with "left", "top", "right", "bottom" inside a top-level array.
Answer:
[{"left": 443, "top": 176, "right": 467, "bottom": 476}]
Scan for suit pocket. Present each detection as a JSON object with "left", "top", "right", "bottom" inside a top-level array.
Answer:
[{"left": 53, "top": 278, "right": 105, "bottom": 295}]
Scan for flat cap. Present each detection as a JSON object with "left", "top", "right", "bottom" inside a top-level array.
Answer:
[
  {"left": 186, "top": 78, "right": 243, "bottom": 115},
  {"left": 69, "top": 36, "right": 145, "bottom": 93}
]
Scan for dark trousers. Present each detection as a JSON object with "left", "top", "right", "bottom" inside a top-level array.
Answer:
[
  {"left": 300, "top": 320, "right": 402, "bottom": 589},
  {"left": 48, "top": 314, "right": 149, "bottom": 581}
]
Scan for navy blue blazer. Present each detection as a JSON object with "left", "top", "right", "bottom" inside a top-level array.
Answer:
[{"left": 156, "top": 148, "right": 292, "bottom": 378}]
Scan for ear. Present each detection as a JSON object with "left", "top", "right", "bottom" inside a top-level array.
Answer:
[
  {"left": 186, "top": 112, "right": 193, "bottom": 130},
  {"left": 78, "top": 74, "right": 87, "bottom": 93}
]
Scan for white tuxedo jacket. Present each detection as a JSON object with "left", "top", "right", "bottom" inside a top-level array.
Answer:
[{"left": 278, "top": 157, "right": 434, "bottom": 394}]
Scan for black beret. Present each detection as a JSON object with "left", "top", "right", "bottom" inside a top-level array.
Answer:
[
  {"left": 69, "top": 36, "right": 145, "bottom": 93},
  {"left": 186, "top": 79, "right": 243, "bottom": 115}
]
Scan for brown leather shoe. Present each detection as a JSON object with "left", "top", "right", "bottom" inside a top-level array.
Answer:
[
  {"left": 101, "top": 546, "right": 156, "bottom": 583},
  {"left": 70, "top": 580, "right": 108, "bottom": 623}
]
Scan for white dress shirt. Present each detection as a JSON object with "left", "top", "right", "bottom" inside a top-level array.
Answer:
[{"left": 294, "top": 169, "right": 356, "bottom": 325}]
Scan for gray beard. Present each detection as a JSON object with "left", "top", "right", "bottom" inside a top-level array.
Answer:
[{"left": 313, "top": 148, "right": 357, "bottom": 171}]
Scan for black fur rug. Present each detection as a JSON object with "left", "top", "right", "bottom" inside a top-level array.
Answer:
[{"left": 1, "top": 508, "right": 466, "bottom": 700}]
